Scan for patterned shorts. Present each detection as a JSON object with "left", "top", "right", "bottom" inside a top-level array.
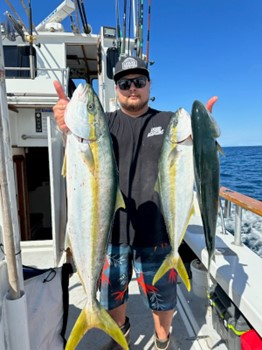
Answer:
[{"left": 99, "top": 243, "right": 177, "bottom": 311}]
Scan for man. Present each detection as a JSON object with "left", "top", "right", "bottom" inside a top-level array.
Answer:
[{"left": 53, "top": 56, "right": 191, "bottom": 350}]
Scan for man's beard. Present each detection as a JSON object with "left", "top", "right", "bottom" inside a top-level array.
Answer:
[{"left": 120, "top": 98, "right": 149, "bottom": 113}]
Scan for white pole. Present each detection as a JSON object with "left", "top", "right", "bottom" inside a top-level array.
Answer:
[
  {"left": 0, "top": 33, "right": 23, "bottom": 298},
  {"left": 0, "top": 28, "right": 31, "bottom": 350}
]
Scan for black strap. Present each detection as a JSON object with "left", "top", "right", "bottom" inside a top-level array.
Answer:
[{"left": 60, "top": 263, "right": 73, "bottom": 347}]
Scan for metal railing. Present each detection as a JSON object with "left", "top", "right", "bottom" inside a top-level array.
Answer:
[{"left": 219, "top": 186, "right": 262, "bottom": 246}]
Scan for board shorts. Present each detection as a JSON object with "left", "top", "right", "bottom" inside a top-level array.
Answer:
[{"left": 99, "top": 243, "right": 177, "bottom": 311}]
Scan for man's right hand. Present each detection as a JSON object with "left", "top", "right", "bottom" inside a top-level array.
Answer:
[{"left": 53, "top": 80, "right": 69, "bottom": 133}]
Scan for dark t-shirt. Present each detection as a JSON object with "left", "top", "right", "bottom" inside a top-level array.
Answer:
[{"left": 106, "top": 107, "right": 173, "bottom": 247}]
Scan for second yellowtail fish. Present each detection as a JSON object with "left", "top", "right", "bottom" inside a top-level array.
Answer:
[{"left": 153, "top": 108, "right": 194, "bottom": 291}]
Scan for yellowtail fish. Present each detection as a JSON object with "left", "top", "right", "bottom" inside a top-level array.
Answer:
[
  {"left": 63, "top": 83, "right": 128, "bottom": 350},
  {"left": 191, "top": 99, "right": 222, "bottom": 280},
  {"left": 153, "top": 109, "right": 194, "bottom": 291}
]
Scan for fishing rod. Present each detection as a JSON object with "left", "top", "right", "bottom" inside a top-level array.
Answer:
[
  {"left": 121, "top": 0, "right": 127, "bottom": 55},
  {"left": 131, "top": 0, "right": 137, "bottom": 54},
  {"left": 5, "top": 0, "right": 29, "bottom": 33},
  {"left": 145, "top": 0, "right": 151, "bottom": 66},
  {"left": 115, "top": 0, "right": 122, "bottom": 51},
  {"left": 134, "top": 0, "right": 140, "bottom": 57},
  {"left": 28, "top": 0, "right": 35, "bottom": 79},
  {"left": 4, "top": 11, "right": 25, "bottom": 41},
  {"left": 80, "top": 0, "right": 92, "bottom": 34},
  {"left": 20, "top": 0, "right": 36, "bottom": 31},
  {"left": 135, "top": 0, "right": 144, "bottom": 58},
  {"left": 139, "top": 0, "right": 144, "bottom": 58},
  {"left": 76, "top": 0, "right": 91, "bottom": 34},
  {"left": 127, "top": 0, "right": 132, "bottom": 55}
]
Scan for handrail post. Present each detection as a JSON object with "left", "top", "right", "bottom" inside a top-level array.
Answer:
[
  {"left": 224, "top": 199, "right": 231, "bottom": 218},
  {"left": 219, "top": 199, "right": 227, "bottom": 235},
  {"left": 234, "top": 205, "right": 242, "bottom": 246}
]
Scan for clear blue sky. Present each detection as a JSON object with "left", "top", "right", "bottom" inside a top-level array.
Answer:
[{"left": 1, "top": 0, "right": 262, "bottom": 146}]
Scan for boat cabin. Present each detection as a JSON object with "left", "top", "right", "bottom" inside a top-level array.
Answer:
[{"left": 1, "top": 2, "right": 127, "bottom": 265}]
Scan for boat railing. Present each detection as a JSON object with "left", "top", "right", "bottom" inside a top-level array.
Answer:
[{"left": 219, "top": 186, "right": 262, "bottom": 247}]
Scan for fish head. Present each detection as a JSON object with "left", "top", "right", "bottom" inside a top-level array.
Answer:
[
  {"left": 166, "top": 108, "right": 192, "bottom": 144},
  {"left": 191, "top": 100, "right": 220, "bottom": 139},
  {"left": 65, "top": 83, "right": 106, "bottom": 140}
]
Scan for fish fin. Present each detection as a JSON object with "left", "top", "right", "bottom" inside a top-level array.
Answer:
[
  {"left": 65, "top": 303, "right": 128, "bottom": 350},
  {"left": 154, "top": 177, "right": 161, "bottom": 193},
  {"left": 178, "top": 203, "right": 195, "bottom": 246},
  {"left": 216, "top": 141, "right": 224, "bottom": 156},
  {"left": 152, "top": 254, "right": 191, "bottom": 292},
  {"left": 61, "top": 155, "right": 66, "bottom": 177},
  {"left": 168, "top": 148, "right": 178, "bottom": 167},
  {"left": 115, "top": 188, "right": 126, "bottom": 211},
  {"left": 193, "top": 193, "right": 201, "bottom": 216},
  {"left": 81, "top": 143, "right": 95, "bottom": 174}
]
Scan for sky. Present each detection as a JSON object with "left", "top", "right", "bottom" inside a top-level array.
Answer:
[{"left": 0, "top": 0, "right": 262, "bottom": 147}]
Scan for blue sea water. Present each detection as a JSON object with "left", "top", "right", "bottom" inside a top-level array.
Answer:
[
  {"left": 219, "top": 145, "right": 262, "bottom": 201},
  {"left": 218, "top": 145, "right": 262, "bottom": 257}
]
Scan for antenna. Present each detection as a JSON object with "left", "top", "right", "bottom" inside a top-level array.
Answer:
[{"left": 35, "top": 0, "right": 75, "bottom": 32}]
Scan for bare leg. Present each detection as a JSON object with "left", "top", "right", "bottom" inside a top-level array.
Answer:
[
  {"left": 107, "top": 303, "right": 128, "bottom": 327},
  {"left": 152, "top": 309, "right": 174, "bottom": 340}
]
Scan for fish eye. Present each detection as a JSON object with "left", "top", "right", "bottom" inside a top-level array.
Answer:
[{"left": 87, "top": 103, "right": 94, "bottom": 110}]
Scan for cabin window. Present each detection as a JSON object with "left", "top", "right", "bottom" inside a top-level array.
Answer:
[
  {"left": 3, "top": 45, "right": 37, "bottom": 78},
  {"left": 106, "top": 47, "right": 119, "bottom": 80}
]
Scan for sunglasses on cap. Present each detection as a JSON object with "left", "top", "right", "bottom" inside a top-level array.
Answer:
[{"left": 117, "top": 76, "right": 148, "bottom": 91}]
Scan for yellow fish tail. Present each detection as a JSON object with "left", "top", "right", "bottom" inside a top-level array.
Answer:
[
  {"left": 65, "top": 303, "right": 129, "bottom": 350},
  {"left": 152, "top": 254, "right": 191, "bottom": 292}
]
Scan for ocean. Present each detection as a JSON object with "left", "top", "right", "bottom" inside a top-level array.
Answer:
[
  {"left": 218, "top": 145, "right": 262, "bottom": 257},
  {"left": 220, "top": 145, "right": 262, "bottom": 201}
]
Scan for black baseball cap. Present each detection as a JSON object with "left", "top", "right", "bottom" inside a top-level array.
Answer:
[{"left": 114, "top": 56, "right": 150, "bottom": 83}]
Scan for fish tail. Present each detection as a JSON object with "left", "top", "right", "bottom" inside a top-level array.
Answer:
[
  {"left": 152, "top": 254, "right": 191, "bottom": 292},
  {"left": 65, "top": 302, "right": 129, "bottom": 350}
]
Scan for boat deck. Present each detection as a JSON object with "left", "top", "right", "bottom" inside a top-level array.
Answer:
[{"left": 21, "top": 242, "right": 227, "bottom": 350}]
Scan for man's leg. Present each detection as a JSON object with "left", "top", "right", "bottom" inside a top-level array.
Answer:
[
  {"left": 134, "top": 245, "right": 177, "bottom": 349},
  {"left": 107, "top": 303, "right": 128, "bottom": 327},
  {"left": 99, "top": 244, "right": 132, "bottom": 349},
  {"left": 152, "top": 309, "right": 174, "bottom": 340}
]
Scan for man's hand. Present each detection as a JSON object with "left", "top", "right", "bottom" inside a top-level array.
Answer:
[{"left": 53, "top": 80, "right": 69, "bottom": 133}]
